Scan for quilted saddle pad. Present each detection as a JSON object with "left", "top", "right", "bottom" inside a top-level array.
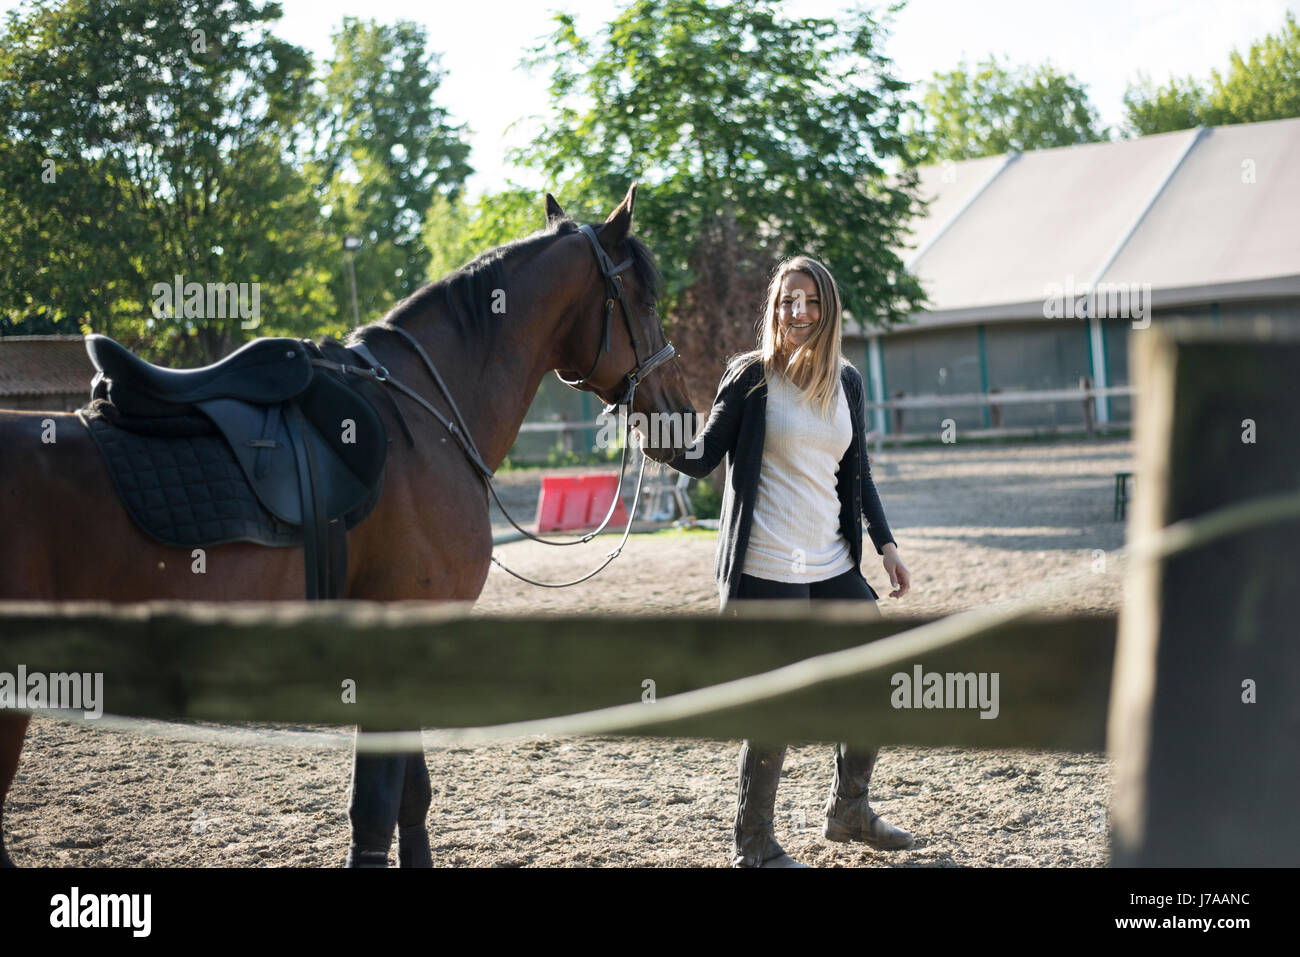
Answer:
[{"left": 80, "top": 400, "right": 304, "bottom": 549}]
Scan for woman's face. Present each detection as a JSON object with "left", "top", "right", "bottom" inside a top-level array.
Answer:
[{"left": 776, "top": 270, "right": 821, "bottom": 353}]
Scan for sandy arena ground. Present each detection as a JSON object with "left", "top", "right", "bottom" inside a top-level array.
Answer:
[{"left": 8, "top": 437, "right": 1133, "bottom": 867}]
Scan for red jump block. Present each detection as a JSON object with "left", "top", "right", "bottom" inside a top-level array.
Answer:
[{"left": 535, "top": 473, "right": 629, "bottom": 532}]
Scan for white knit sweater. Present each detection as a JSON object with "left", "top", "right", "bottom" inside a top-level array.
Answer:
[{"left": 740, "top": 370, "right": 855, "bottom": 582}]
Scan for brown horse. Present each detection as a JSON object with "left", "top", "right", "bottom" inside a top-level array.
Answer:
[{"left": 0, "top": 185, "right": 696, "bottom": 866}]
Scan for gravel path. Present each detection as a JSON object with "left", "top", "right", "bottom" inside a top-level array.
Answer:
[{"left": 8, "top": 438, "right": 1132, "bottom": 867}]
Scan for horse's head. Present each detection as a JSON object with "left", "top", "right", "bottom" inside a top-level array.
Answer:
[{"left": 549, "top": 185, "right": 697, "bottom": 464}]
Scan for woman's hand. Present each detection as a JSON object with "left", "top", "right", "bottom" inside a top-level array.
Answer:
[{"left": 881, "top": 543, "right": 910, "bottom": 599}]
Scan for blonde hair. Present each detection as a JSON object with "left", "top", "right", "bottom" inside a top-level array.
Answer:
[{"left": 742, "top": 256, "right": 846, "bottom": 417}]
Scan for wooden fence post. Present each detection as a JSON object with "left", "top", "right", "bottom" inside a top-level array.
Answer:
[
  {"left": 1080, "top": 376, "right": 1094, "bottom": 435},
  {"left": 1109, "top": 320, "right": 1300, "bottom": 866},
  {"left": 559, "top": 413, "right": 574, "bottom": 455}
]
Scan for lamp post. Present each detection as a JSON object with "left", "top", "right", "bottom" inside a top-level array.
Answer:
[{"left": 343, "top": 236, "right": 362, "bottom": 328}]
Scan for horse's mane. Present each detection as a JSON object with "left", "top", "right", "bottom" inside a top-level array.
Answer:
[{"left": 365, "top": 215, "right": 663, "bottom": 342}]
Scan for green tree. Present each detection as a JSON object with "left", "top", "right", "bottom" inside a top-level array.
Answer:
[
  {"left": 1122, "top": 12, "right": 1300, "bottom": 135},
  {"left": 515, "top": 0, "right": 926, "bottom": 405},
  {"left": 1207, "top": 10, "right": 1300, "bottom": 125},
  {"left": 906, "top": 55, "right": 1106, "bottom": 162},
  {"left": 422, "top": 188, "right": 544, "bottom": 281},
  {"left": 0, "top": 0, "right": 332, "bottom": 362},
  {"left": 317, "top": 18, "right": 472, "bottom": 323},
  {"left": 1122, "top": 74, "right": 1210, "bottom": 136}
]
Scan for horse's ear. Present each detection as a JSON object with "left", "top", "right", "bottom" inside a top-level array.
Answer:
[
  {"left": 600, "top": 182, "right": 637, "bottom": 244},
  {"left": 545, "top": 193, "right": 566, "bottom": 224}
]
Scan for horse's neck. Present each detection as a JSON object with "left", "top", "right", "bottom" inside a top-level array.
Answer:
[{"left": 372, "top": 261, "right": 579, "bottom": 472}]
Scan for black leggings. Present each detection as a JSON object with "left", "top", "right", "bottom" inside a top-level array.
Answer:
[
  {"left": 729, "top": 566, "right": 879, "bottom": 609},
  {"left": 724, "top": 567, "right": 883, "bottom": 791}
]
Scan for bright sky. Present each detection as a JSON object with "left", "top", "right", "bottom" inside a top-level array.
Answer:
[
  {"left": 5, "top": 0, "right": 1296, "bottom": 196},
  {"left": 267, "top": 0, "right": 1300, "bottom": 196}
]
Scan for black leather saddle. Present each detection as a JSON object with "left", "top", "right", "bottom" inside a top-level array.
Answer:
[
  {"left": 79, "top": 334, "right": 388, "bottom": 599},
  {"left": 86, "top": 335, "right": 317, "bottom": 413}
]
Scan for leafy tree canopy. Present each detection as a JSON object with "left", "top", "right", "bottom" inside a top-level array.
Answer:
[
  {"left": 0, "top": 1, "right": 472, "bottom": 362},
  {"left": 1123, "top": 11, "right": 1300, "bottom": 135},
  {"left": 318, "top": 18, "right": 472, "bottom": 323},
  {"left": 508, "top": 0, "right": 927, "bottom": 403},
  {"left": 905, "top": 55, "right": 1106, "bottom": 163},
  {"left": 422, "top": 188, "right": 543, "bottom": 282}
]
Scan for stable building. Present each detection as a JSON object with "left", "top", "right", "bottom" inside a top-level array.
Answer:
[{"left": 842, "top": 116, "right": 1300, "bottom": 438}]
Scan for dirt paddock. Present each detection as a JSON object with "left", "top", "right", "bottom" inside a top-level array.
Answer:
[{"left": 8, "top": 437, "right": 1132, "bottom": 867}]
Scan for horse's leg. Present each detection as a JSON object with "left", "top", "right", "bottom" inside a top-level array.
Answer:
[
  {"left": 339, "top": 432, "right": 491, "bottom": 871},
  {"left": 397, "top": 749, "right": 433, "bottom": 868},
  {"left": 346, "top": 737, "right": 407, "bottom": 868},
  {"left": 0, "top": 714, "right": 31, "bottom": 868}
]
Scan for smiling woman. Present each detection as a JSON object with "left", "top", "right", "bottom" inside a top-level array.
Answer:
[
  {"left": 777, "top": 270, "right": 821, "bottom": 350},
  {"left": 664, "top": 255, "right": 915, "bottom": 867},
  {"left": 751, "top": 257, "right": 846, "bottom": 420}
]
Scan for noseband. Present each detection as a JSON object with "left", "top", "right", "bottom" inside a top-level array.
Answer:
[{"left": 556, "top": 224, "right": 676, "bottom": 411}]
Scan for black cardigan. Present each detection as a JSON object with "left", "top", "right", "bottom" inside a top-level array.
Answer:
[{"left": 668, "top": 354, "right": 897, "bottom": 608}]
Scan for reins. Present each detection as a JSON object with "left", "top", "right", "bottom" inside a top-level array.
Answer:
[{"left": 313, "top": 224, "right": 678, "bottom": 587}]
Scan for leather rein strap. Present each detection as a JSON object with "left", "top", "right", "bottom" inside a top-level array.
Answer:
[{"left": 313, "top": 224, "right": 678, "bottom": 588}]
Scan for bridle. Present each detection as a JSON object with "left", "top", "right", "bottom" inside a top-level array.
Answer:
[
  {"left": 316, "top": 222, "right": 680, "bottom": 588},
  {"left": 556, "top": 224, "right": 677, "bottom": 411}
]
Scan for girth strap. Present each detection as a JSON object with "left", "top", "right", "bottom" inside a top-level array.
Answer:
[{"left": 286, "top": 403, "right": 328, "bottom": 600}]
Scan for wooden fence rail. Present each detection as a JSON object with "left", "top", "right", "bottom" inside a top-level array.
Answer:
[
  {"left": 0, "top": 602, "right": 1115, "bottom": 749},
  {"left": 868, "top": 384, "right": 1136, "bottom": 411},
  {"left": 511, "top": 385, "right": 1140, "bottom": 446}
]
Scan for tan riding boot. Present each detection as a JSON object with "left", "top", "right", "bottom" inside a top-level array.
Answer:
[
  {"left": 823, "top": 745, "right": 914, "bottom": 849},
  {"left": 732, "top": 742, "right": 808, "bottom": 868}
]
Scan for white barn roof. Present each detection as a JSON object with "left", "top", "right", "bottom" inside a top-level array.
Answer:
[
  {"left": 1100, "top": 118, "right": 1300, "bottom": 296},
  {"left": 866, "top": 116, "right": 1300, "bottom": 334}
]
